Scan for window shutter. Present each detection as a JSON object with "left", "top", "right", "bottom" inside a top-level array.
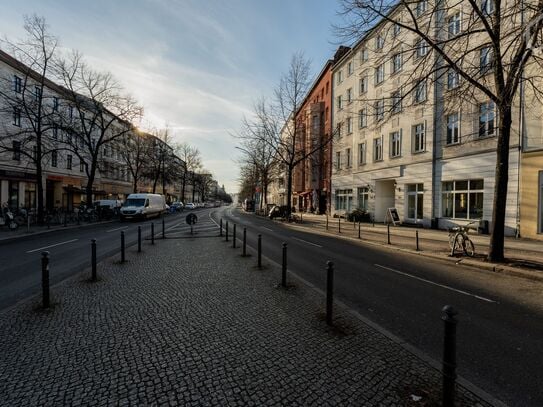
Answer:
[{"left": 399, "top": 128, "right": 403, "bottom": 156}]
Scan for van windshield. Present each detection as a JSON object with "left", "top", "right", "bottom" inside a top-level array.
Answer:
[{"left": 125, "top": 199, "right": 146, "bottom": 207}]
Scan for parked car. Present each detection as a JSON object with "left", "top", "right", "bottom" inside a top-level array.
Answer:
[
  {"left": 185, "top": 202, "right": 196, "bottom": 210},
  {"left": 170, "top": 202, "right": 184, "bottom": 212},
  {"left": 120, "top": 193, "right": 165, "bottom": 221}
]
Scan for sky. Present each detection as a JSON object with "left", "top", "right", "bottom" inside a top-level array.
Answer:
[{"left": 0, "top": 0, "right": 344, "bottom": 193}]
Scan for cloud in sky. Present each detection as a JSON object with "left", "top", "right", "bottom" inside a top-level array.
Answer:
[{"left": 0, "top": 0, "right": 341, "bottom": 192}]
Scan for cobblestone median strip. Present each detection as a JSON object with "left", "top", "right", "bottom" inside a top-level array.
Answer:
[{"left": 0, "top": 237, "right": 495, "bottom": 406}]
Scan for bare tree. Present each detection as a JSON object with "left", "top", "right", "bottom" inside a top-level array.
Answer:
[
  {"left": 335, "top": 0, "right": 543, "bottom": 262},
  {"left": 57, "top": 51, "right": 143, "bottom": 204},
  {"left": 119, "top": 129, "right": 151, "bottom": 193},
  {"left": 174, "top": 142, "right": 202, "bottom": 202},
  {"left": 0, "top": 15, "right": 59, "bottom": 223}
]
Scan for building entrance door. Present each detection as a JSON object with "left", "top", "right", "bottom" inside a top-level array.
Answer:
[{"left": 374, "top": 180, "right": 395, "bottom": 222}]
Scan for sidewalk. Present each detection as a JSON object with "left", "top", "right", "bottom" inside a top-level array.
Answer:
[
  {"left": 282, "top": 213, "right": 543, "bottom": 280},
  {"left": 0, "top": 231, "right": 500, "bottom": 406}
]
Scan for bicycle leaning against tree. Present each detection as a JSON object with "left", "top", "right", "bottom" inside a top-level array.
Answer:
[{"left": 448, "top": 221, "right": 478, "bottom": 257}]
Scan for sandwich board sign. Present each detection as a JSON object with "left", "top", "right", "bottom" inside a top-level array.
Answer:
[{"left": 386, "top": 208, "right": 400, "bottom": 225}]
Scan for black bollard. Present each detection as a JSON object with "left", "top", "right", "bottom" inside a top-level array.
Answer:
[
  {"left": 442, "top": 305, "right": 458, "bottom": 407},
  {"left": 338, "top": 217, "right": 341, "bottom": 234},
  {"left": 162, "top": 217, "right": 165, "bottom": 239},
  {"left": 225, "top": 221, "right": 229, "bottom": 241},
  {"left": 41, "top": 251, "right": 50, "bottom": 308},
  {"left": 151, "top": 223, "right": 155, "bottom": 245},
  {"left": 281, "top": 242, "right": 287, "bottom": 287},
  {"left": 257, "top": 234, "right": 262, "bottom": 269},
  {"left": 416, "top": 230, "right": 420, "bottom": 251},
  {"left": 232, "top": 224, "right": 237, "bottom": 248},
  {"left": 387, "top": 224, "right": 391, "bottom": 244},
  {"left": 138, "top": 226, "right": 142, "bottom": 253},
  {"left": 358, "top": 221, "right": 361, "bottom": 239},
  {"left": 63, "top": 211, "right": 67, "bottom": 227},
  {"left": 300, "top": 211, "right": 303, "bottom": 224},
  {"left": 326, "top": 214, "right": 329, "bottom": 230},
  {"left": 91, "top": 239, "right": 97, "bottom": 281},
  {"left": 242, "top": 227, "right": 247, "bottom": 257},
  {"left": 326, "top": 261, "right": 334, "bottom": 325},
  {"left": 372, "top": 214, "right": 375, "bottom": 227},
  {"left": 220, "top": 218, "right": 223, "bottom": 236},
  {"left": 121, "top": 231, "right": 126, "bottom": 263}
]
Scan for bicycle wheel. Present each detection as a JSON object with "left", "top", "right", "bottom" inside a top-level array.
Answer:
[
  {"left": 448, "top": 234, "right": 457, "bottom": 250},
  {"left": 463, "top": 238, "right": 475, "bottom": 257}
]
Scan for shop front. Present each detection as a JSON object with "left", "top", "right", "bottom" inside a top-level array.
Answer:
[{"left": 0, "top": 169, "right": 37, "bottom": 209}]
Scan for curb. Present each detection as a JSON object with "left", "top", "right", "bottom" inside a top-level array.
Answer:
[{"left": 280, "top": 220, "right": 543, "bottom": 283}]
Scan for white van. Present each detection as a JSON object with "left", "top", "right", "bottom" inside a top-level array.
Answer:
[{"left": 120, "top": 193, "right": 165, "bottom": 221}]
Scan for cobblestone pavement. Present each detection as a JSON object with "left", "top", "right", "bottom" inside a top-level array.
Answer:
[{"left": 0, "top": 231, "right": 496, "bottom": 406}]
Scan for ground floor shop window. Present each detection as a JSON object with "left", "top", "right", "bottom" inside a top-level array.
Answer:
[
  {"left": 24, "top": 182, "right": 36, "bottom": 209},
  {"left": 442, "top": 179, "right": 484, "bottom": 219},
  {"left": 8, "top": 180, "right": 19, "bottom": 209},
  {"left": 357, "top": 187, "right": 369, "bottom": 210},
  {"left": 335, "top": 189, "right": 353, "bottom": 211},
  {"left": 406, "top": 183, "right": 424, "bottom": 220}
]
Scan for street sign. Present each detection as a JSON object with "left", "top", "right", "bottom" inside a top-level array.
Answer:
[{"left": 186, "top": 213, "right": 198, "bottom": 225}]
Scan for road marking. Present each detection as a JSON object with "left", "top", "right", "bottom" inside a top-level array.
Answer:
[
  {"left": 106, "top": 226, "right": 129, "bottom": 233},
  {"left": 374, "top": 264, "right": 497, "bottom": 303},
  {"left": 260, "top": 226, "right": 273, "bottom": 232},
  {"left": 292, "top": 237, "right": 322, "bottom": 248},
  {"left": 27, "top": 239, "right": 79, "bottom": 253},
  {"left": 166, "top": 222, "right": 182, "bottom": 231}
]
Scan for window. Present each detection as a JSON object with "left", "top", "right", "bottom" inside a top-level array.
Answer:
[
  {"left": 375, "top": 34, "right": 385, "bottom": 50},
  {"left": 415, "top": 39, "right": 429, "bottom": 58},
  {"left": 481, "top": 0, "right": 494, "bottom": 16},
  {"left": 358, "top": 142, "right": 367, "bottom": 164},
  {"left": 390, "top": 131, "right": 402, "bottom": 158},
  {"left": 335, "top": 189, "right": 353, "bottom": 211},
  {"left": 346, "top": 88, "right": 353, "bottom": 103},
  {"left": 393, "top": 23, "right": 401, "bottom": 37},
  {"left": 415, "top": 0, "right": 427, "bottom": 16},
  {"left": 34, "top": 86, "right": 42, "bottom": 101},
  {"left": 337, "top": 122, "right": 343, "bottom": 138},
  {"left": 348, "top": 61, "right": 353, "bottom": 76},
  {"left": 375, "top": 99, "right": 384, "bottom": 121},
  {"left": 346, "top": 148, "right": 352, "bottom": 167},
  {"left": 413, "top": 123, "right": 425, "bottom": 152},
  {"left": 51, "top": 150, "right": 57, "bottom": 167},
  {"left": 373, "top": 137, "right": 383, "bottom": 161},
  {"left": 80, "top": 160, "right": 85, "bottom": 172},
  {"left": 448, "top": 13, "right": 461, "bottom": 38},
  {"left": 335, "top": 151, "right": 341, "bottom": 170},
  {"left": 69, "top": 106, "right": 74, "bottom": 121},
  {"left": 360, "top": 48, "right": 369, "bottom": 62},
  {"left": 414, "top": 80, "right": 427, "bottom": 103},
  {"left": 336, "top": 95, "right": 343, "bottom": 110},
  {"left": 12, "top": 141, "right": 21, "bottom": 161},
  {"left": 347, "top": 117, "right": 353, "bottom": 134},
  {"left": 66, "top": 154, "right": 72, "bottom": 170},
  {"left": 13, "top": 75, "right": 22, "bottom": 93},
  {"left": 357, "top": 187, "right": 369, "bottom": 210},
  {"left": 358, "top": 109, "right": 367, "bottom": 128},
  {"left": 13, "top": 107, "right": 21, "bottom": 126},
  {"left": 359, "top": 76, "right": 368, "bottom": 94},
  {"left": 336, "top": 70, "right": 343, "bottom": 85},
  {"left": 446, "top": 113, "right": 460, "bottom": 144},
  {"left": 480, "top": 46, "right": 493, "bottom": 74},
  {"left": 375, "top": 63, "right": 385, "bottom": 84},
  {"left": 392, "top": 90, "right": 402, "bottom": 113},
  {"left": 442, "top": 180, "right": 484, "bottom": 219},
  {"left": 52, "top": 125, "right": 59, "bottom": 140},
  {"left": 53, "top": 97, "right": 59, "bottom": 112},
  {"left": 447, "top": 69, "right": 460, "bottom": 89},
  {"left": 32, "top": 145, "right": 37, "bottom": 160},
  {"left": 479, "top": 101, "right": 495, "bottom": 137},
  {"left": 406, "top": 183, "right": 424, "bottom": 220},
  {"left": 392, "top": 52, "right": 402, "bottom": 73}
]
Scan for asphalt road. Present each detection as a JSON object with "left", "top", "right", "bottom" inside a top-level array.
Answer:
[
  {"left": 1, "top": 205, "right": 542, "bottom": 406},
  {"left": 212, "top": 206, "right": 543, "bottom": 407}
]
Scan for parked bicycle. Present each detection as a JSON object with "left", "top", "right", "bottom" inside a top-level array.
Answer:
[
  {"left": 448, "top": 221, "right": 477, "bottom": 256},
  {"left": 0, "top": 203, "right": 18, "bottom": 230}
]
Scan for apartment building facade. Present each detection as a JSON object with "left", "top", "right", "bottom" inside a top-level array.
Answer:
[{"left": 331, "top": 1, "right": 527, "bottom": 236}]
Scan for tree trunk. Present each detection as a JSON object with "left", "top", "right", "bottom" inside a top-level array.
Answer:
[
  {"left": 181, "top": 176, "right": 186, "bottom": 202},
  {"left": 286, "top": 165, "right": 293, "bottom": 220},
  {"left": 36, "top": 162, "right": 45, "bottom": 225},
  {"left": 132, "top": 177, "right": 138, "bottom": 193},
  {"left": 488, "top": 105, "right": 512, "bottom": 263}
]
